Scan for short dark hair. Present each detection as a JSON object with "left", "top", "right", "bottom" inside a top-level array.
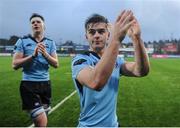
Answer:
[
  {"left": 29, "top": 13, "right": 44, "bottom": 22},
  {"left": 85, "top": 14, "right": 109, "bottom": 30}
]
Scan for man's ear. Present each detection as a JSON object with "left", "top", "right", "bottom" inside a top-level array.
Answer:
[
  {"left": 42, "top": 21, "right": 46, "bottom": 30},
  {"left": 107, "top": 31, "right": 110, "bottom": 40},
  {"left": 44, "top": 25, "right": 46, "bottom": 31},
  {"left": 85, "top": 33, "right": 88, "bottom": 40}
]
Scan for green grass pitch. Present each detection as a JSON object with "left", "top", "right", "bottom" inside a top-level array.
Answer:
[{"left": 0, "top": 56, "right": 180, "bottom": 126}]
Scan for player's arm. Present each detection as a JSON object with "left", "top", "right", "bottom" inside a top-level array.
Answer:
[
  {"left": 37, "top": 43, "right": 59, "bottom": 68},
  {"left": 12, "top": 52, "right": 34, "bottom": 70},
  {"left": 77, "top": 10, "right": 135, "bottom": 91},
  {"left": 121, "top": 17, "right": 150, "bottom": 77},
  {"left": 43, "top": 52, "right": 59, "bottom": 68},
  {"left": 12, "top": 43, "right": 38, "bottom": 70}
]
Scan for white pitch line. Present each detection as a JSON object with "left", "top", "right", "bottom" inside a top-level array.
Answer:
[{"left": 28, "top": 90, "right": 77, "bottom": 127}]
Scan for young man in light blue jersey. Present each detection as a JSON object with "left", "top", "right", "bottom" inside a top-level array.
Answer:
[
  {"left": 71, "top": 10, "right": 150, "bottom": 127},
  {"left": 12, "top": 13, "right": 59, "bottom": 127}
]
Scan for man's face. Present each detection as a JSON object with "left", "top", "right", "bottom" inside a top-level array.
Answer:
[
  {"left": 86, "top": 22, "right": 109, "bottom": 52},
  {"left": 30, "top": 17, "right": 45, "bottom": 35}
]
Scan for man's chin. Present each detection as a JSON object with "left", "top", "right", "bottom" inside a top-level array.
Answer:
[
  {"left": 94, "top": 47, "right": 103, "bottom": 52},
  {"left": 33, "top": 31, "right": 41, "bottom": 34}
]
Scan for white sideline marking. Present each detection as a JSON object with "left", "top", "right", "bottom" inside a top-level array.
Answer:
[{"left": 28, "top": 90, "right": 77, "bottom": 127}]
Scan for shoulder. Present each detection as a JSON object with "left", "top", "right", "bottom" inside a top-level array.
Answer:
[
  {"left": 72, "top": 52, "right": 92, "bottom": 66},
  {"left": 20, "top": 35, "right": 31, "bottom": 40},
  {"left": 22, "top": 35, "right": 30, "bottom": 39},
  {"left": 18, "top": 35, "right": 35, "bottom": 46},
  {"left": 44, "top": 37, "right": 54, "bottom": 42},
  {"left": 72, "top": 51, "right": 94, "bottom": 61},
  {"left": 44, "top": 37, "right": 55, "bottom": 48},
  {"left": 16, "top": 35, "right": 32, "bottom": 44},
  {"left": 14, "top": 36, "right": 30, "bottom": 51}
]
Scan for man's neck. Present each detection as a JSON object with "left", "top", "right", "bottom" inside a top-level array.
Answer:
[
  {"left": 33, "top": 33, "right": 44, "bottom": 42},
  {"left": 91, "top": 48, "right": 105, "bottom": 57}
]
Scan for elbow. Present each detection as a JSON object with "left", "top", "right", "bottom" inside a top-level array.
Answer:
[
  {"left": 142, "top": 65, "right": 150, "bottom": 76},
  {"left": 145, "top": 68, "right": 150, "bottom": 76},
  {"left": 54, "top": 63, "right": 59, "bottom": 68},
  {"left": 138, "top": 67, "right": 150, "bottom": 77},
  {"left": 53, "top": 64, "right": 58, "bottom": 68},
  {"left": 141, "top": 62, "right": 151, "bottom": 77},
  {"left": 12, "top": 64, "right": 18, "bottom": 70},
  {"left": 141, "top": 70, "right": 149, "bottom": 77},
  {"left": 90, "top": 78, "right": 107, "bottom": 91},
  {"left": 12, "top": 61, "right": 16, "bottom": 70},
  {"left": 52, "top": 61, "right": 59, "bottom": 68}
]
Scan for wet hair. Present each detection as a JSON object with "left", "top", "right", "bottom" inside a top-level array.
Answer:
[
  {"left": 85, "top": 14, "right": 109, "bottom": 30},
  {"left": 29, "top": 13, "right": 44, "bottom": 22}
]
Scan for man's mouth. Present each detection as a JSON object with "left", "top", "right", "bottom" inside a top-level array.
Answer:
[
  {"left": 93, "top": 40, "right": 101, "bottom": 44},
  {"left": 34, "top": 27, "right": 39, "bottom": 30}
]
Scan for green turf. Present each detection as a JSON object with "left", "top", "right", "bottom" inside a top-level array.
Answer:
[{"left": 0, "top": 56, "right": 180, "bottom": 126}]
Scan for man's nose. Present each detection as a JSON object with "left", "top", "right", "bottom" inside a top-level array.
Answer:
[{"left": 93, "top": 31, "right": 101, "bottom": 37}]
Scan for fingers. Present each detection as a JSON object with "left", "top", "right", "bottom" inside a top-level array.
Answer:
[
  {"left": 33, "top": 47, "right": 39, "bottom": 57},
  {"left": 112, "top": 10, "right": 137, "bottom": 42},
  {"left": 121, "top": 11, "right": 134, "bottom": 27},
  {"left": 116, "top": 10, "right": 126, "bottom": 22},
  {"left": 32, "top": 42, "right": 48, "bottom": 57},
  {"left": 127, "top": 18, "right": 141, "bottom": 38},
  {"left": 38, "top": 43, "right": 46, "bottom": 53},
  {"left": 120, "top": 10, "right": 133, "bottom": 26},
  {"left": 124, "top": 19, "right": 136, "bottom": 33},
  {"left": 34, "top": 42, "right": 47, "bottom": 55},
  {"left": 38, "top": 42, "right": 45, "bottom": 50},
  {"left": 116, "top": 10, "right": 133, "bottom": 24},
  {"left": 130, "top": 16, "right": 138, "bottom": 26}
]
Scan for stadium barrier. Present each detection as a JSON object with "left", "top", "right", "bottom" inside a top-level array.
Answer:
[{"left": 152, "top": 54, "right": 180, "bottom": 58}]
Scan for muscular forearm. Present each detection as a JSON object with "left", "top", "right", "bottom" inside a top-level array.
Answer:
[
  {"left": 91, "top": 40, "right": 120, "bottom": 89},
  {"left": 44, "top": 53, "right": 59, "bottom": 68},
  {"left": 12, "top": 55, "right": 33, "bottom": 70},
  {"left": 132, "top": 36, "right": 150, "bottom": 76}
]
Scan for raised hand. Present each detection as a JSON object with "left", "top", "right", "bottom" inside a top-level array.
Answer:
[
  {"left": 127, "top": 17, "right": 141, "bottom": 38},
  {"left": 33, "top": 46, "right": 39, "bottom": 57},
  {"left": 37, "top": 42, "right": 46, "bottom": 55},
  {"left": 37, "top": 42, "right": 50, "bottom": 59},
  {"left": 112, "top": 10, "right": 135, "bottom": 42}
]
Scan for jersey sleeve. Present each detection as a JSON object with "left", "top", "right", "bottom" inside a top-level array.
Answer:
[
  {"left": 50, "top": 41, "right": 57, "bottom": 54},
  {"left": 71, "top": 54, "right": 90, "bottom": 80},
  {"left": 13, "top": 39, "right": 24, "bottom": 53}
]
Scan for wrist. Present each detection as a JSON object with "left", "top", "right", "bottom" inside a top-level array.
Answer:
[
  {"left": 32, "top": 54, "right": 36, "bottom": 59},
  {"left": 131, "top": 34, "right": 141, "bottom": 40},
  {"left": 111, "top": 35, "right": 124, "bottom": 44},
  {"left": 111, "top": 39, "right": 120, "bottom": 45},
  {"left": 44, "top": 53, "right": 50, "bottom": 59}
]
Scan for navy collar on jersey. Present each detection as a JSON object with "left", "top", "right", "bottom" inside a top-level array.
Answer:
[
  {"left": 29, "top": 35, "right": 46, "bottom": 43},
  {"left": 22, "top": 34, "right": 46, "bottom": 44},
  {"left": 83, "top": 51, "right": 101, "bottom": 59}
]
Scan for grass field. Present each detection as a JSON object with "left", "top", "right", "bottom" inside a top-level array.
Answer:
[{"left": 0, "top": 56, "right": 180, "bottom": 127}]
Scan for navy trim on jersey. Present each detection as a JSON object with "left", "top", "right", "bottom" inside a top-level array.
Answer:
[
  {"left": 21, "top": 35, "right": 52, "bottom": 43},
  {"left": 83, "top": 51, "right": 101, "bottom": 59}
]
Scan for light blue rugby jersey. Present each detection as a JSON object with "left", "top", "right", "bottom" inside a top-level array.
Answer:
[
  {"left": 14, "top": 35, "right": 57, "bottom": 81},
  {"left": 71, "top": 51, "right": 125, "bottom": 127}
]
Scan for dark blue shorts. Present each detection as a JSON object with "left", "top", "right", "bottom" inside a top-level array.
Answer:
[{"left": 20, "top": 81, "right": 51, "bottom": 110}]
